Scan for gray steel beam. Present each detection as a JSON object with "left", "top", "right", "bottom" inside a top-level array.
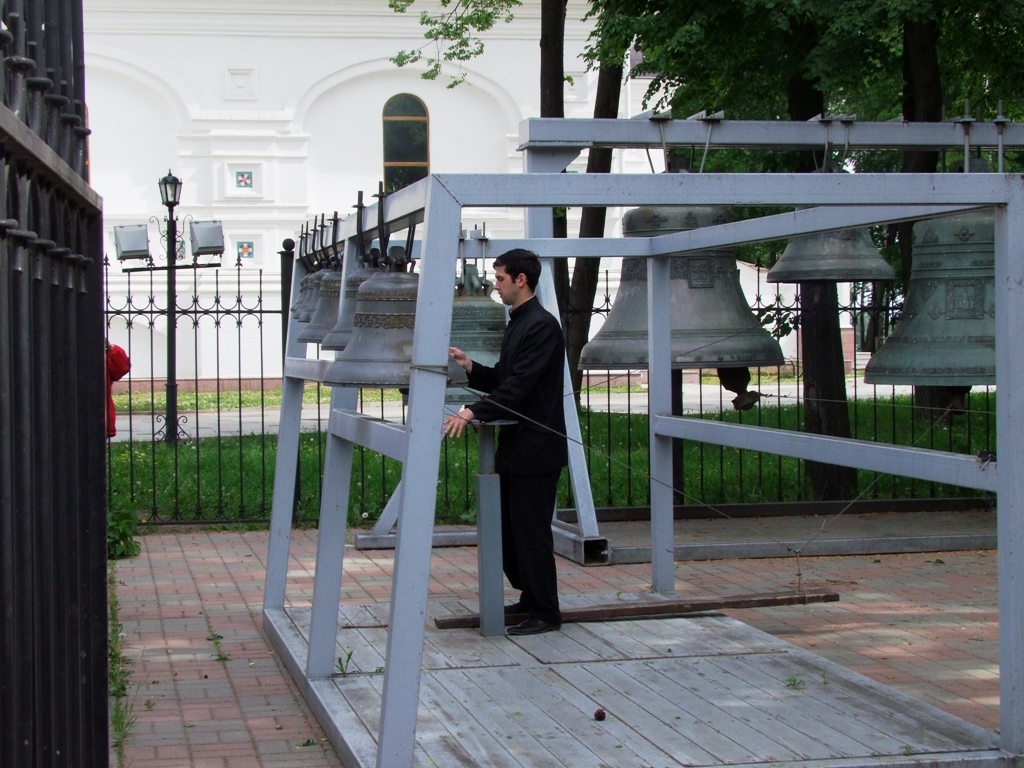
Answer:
[
  {"left": 320, "top": 172, "right": 1013, "bottom": 247},
  {"left": 432, "top": 172, "right": 1013, "bottom": 208},
  {"left": 652, "top": 415, "right": 998, "bottom": 493},
  {"left": 327, "top": 409, "right": 408, "bottom": 462},
  {"left": 524, "top": 148, "right": 601, "bottom": 543},
  {"left": 283, "top": 357, "right": 330, "bottom": 382},
  {"left": 518, "top": 116, "right": 1024, "bottom": 152},
  {"left": 305, "top": 421, "right": 354, "bottom": 680},
  {"left": 647, "top": 254, "right": 675, "bottom": 593},
  {"left": 995, "top": 189, "right": 1024, "bottom": 753},
  {"left": 263, "top": 261, "right": 309, "bottom": 612},
  {"left": 458, "top": 204, "right": 982, "bottom": 259},
  {"left": 375, "top": 180, "right": 462, "bottom": 768}
]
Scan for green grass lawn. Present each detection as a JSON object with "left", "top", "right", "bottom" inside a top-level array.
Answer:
[
  {"left": 111, "top": 383, "right": 403, "bottom": 412},
  {"left": 107, "top": 394, "right": 994, "bottom": 541}
]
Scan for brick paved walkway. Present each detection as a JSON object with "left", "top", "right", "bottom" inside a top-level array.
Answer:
[{"left": 111, "top": 531, "right": 999, "bottom": 767}]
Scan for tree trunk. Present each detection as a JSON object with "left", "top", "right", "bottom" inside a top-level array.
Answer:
[
  {"left": 564, "top": 61, "right": 624, "bottom": 399},
  {"left": 800, "top": 281, "right": 856, "bottom": 499},
  {"left": 540, "top": 0, "right": 570, "bottom": 313},
  {"left": 897, "top": 17, "right": 943, "bottom": 293},
  {"left": 900, "top": 16, "right": 946, "bottom": 417},
  {"left": 784, "top": 19, "right": 857, "bottom": 500}
]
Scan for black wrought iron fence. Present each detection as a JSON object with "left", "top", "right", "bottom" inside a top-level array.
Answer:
[
  {"left": 105, "top": 259, "right": 995, "bottom": 529},
  {"left": 575, "top": 267, "right": 994, "bottom": 514},
  {"left": 0, "top": 0, "right": 109, "bottom": 763}
]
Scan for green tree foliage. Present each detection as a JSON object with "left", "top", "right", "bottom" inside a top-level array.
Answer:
[
  {"left": 588, "top": 0, "right": 1024, "bottom": 136},
  {"left": 389, "top": 0, "right": 521, "bottom": 87}
]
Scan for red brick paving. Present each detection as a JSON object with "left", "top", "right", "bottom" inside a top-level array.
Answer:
[{"left": 111, "top": 531, "right": 999, "bottom": 765}]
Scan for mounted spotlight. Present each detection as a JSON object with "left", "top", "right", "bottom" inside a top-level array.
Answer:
[
  {"left": 113, "top": 224, "right": 151, "bottom": 261},
  {"left": 189, "top": 220, "right": 225, "bottom": 266}
]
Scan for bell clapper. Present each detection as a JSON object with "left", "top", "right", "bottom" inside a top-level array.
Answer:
[{"left": 717, "top": 366, "right": 761, "bottom": 411}]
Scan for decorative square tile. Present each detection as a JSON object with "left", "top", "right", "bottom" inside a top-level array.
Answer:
[
  {"left": 235, "top": 171, "right": 253, "bottom": 189},
  {"left": 237, "top": 241, "right": 255, "bottom": 260}
]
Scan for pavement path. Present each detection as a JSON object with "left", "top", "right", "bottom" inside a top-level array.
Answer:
[{"left": 111, "top": 529, "right": 999, "bottom": 767}]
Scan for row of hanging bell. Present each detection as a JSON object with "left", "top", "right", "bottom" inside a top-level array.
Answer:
[
  {"left": 322, "top": 246, "right": 473, "bottom": 388},
  {"left": 297, "top": 267, "right": 343, "bottom": 344},
  {"left": 579, "top": 196, "right": 784, "bottom": 410},
  {"left": 320, "top": 249, "right": 382, "bottom": 351}
]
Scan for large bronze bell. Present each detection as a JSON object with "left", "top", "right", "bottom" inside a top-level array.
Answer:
[
  {"left": 321, "top": 248, "right": 381, "bottom": 352},
  {"left": 864, "top": 210, "right": 994, "bottom": 406},
  {"left": 767, "top": 228, "right": 894, "bottom": 283},
  {"left": 323, "top": 247, "right": 462, "bottom": 388},
  {"left": 579, "top": 203, "right": 784, "bottom": 408},
  {"left": 447, "top": 263, "right": 506, "bottom": 402},
  {"left": 297, "top": 268, "right": 343, "bottom": 344}
]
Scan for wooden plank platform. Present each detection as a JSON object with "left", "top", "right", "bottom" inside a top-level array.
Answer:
[
  {"left": 434, "top": 589, "right": 839, "bottom": 630},
  {"left": 264, "top": 594, "right": 1008, "bottom": 768}
]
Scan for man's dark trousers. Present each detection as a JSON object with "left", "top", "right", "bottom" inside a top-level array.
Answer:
[{"left": 500, "top": 469, "right": 562, "bottom": 625}]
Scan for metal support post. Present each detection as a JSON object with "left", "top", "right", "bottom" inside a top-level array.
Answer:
[
  {"left": 995, "top": 191, "right": 1024, "bottom": 753},
  {"left": 647, "top": 253, "right": 675, "bottom": 593},
  {"left": 523, "top": 146, "right": 606, "bottom": 565},
  {"left": 263, "top": 260, "right": 308, "bottom": 612},
  {"left": 305, "top": 387, "right": 357, "bottom": 679},
  {"left": 375, "top": 181, "right": 461, "bottom": 768},
  {"left": 475, "top": 424, "right": 504, "bottom": 637}
]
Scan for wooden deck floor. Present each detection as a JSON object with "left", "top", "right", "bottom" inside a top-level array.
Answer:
[{"left": 264, "top": 594, "right": 1006, "bottom": 768}]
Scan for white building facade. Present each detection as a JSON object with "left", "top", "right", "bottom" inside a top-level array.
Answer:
[{"left": 85, "top": 0, "right": 799, "bottom": 381}]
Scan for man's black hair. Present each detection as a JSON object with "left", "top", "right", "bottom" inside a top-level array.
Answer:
[{"left": 493, "top": 248, "right": 542, "bottom": 291}]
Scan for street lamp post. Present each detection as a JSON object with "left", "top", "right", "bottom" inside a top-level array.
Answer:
[
  {"left": 113, "top": 172, "right": 224, "bottom": 445},
  {"left": 158, "top": 170, "right": 183, "bottom": 444}
]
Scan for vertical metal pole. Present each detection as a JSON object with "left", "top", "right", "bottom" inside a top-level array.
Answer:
[
  {"left": 164, "top": 209, "right": 178, "bottom": 443},
  {"left": 376, "top": 180, "right": 459, "bottom": 767},
  {"left": 648, "top": 252, "right": 675, "bottom": 593},
  {"left": 995, "top": 181, "right": 1024, "bottom": 753},
  {"left": 522, "top": 146, "right": 601, "bottom": 540},
  {"left": 475, "top": 425, "right": 503, "bottom": 637},
  {"left": 304, "top": 386, "right": 356, "bottom": 678},
  {"left": 263, "top": 259, "right": 308, "bottom": 612}
]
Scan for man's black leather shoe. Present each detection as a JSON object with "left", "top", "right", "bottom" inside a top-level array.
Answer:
[
  {"left": 504, "top": 602, "right": 525, "bottom": 615},
  {"left": 506, "top": 617, "right": 560, "bottom": 636}
]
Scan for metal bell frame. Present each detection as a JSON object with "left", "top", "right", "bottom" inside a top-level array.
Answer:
[{"left": 265, "top": 116, "right": 1024, "bottom": 767}]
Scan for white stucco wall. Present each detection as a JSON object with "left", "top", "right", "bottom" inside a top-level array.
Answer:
[{"left": 86, "top": 1, "right": 816, "bottom": 381}]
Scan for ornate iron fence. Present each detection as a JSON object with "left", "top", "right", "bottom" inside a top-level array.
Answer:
[
  {"left": 0, "top": 0, "right": 108, "bottom": 764},
  {"left": 105, "top": 256, "right": 995, "bottom": 528}
]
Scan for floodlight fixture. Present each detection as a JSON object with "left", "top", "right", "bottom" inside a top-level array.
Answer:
[
  {"left": 113, "top": 224, "right": 151, "bottom": 261},
  {"left": 189, "top": 220, "right": 225, "bottom": 257}
]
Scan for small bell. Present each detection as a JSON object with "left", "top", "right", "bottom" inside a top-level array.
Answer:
[
  {"left": 447, "top": 263, "right": 506, "bottom": 403},
  {"left": 768, "top": 228, "right": 894, "bottom": 283},
  {"left": 323, "top": 246, "right": 463, "bottom": 388},
  {"left": 321, "top": 248, "right": 382, "bottom": 352},
  {"left": 297, "top": 268, "right": 343, "bottom": 344}
]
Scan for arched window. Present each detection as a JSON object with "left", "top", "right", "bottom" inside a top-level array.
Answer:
[{"left": 383, "top": 94, "right": 429, "bottom": 193}]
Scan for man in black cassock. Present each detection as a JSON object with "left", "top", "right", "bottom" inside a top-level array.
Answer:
[{"left": 442, "top": 249, "right": 568, "bottom": 636}]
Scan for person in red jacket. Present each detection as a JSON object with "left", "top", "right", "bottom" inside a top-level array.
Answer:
[{"left": 106, "top": 340, "right": 131, "bottom": 437}]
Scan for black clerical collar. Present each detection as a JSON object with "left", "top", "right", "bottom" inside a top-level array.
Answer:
[{"left": 509, "top": 295, "right": 538, "bottom": 320}]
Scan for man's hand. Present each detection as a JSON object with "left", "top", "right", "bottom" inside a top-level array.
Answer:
[
  {"left": 442, "top": 407, "right": 476, "bottom": 439},
  {"left": 449, "top": 346, "right": 472, "bottom": 374}
]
